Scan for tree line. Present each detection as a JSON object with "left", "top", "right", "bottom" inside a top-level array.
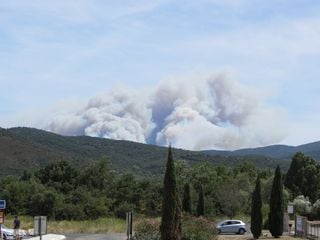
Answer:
[{"left": 0, "top": 150, "right": 319, "bottom": 227}]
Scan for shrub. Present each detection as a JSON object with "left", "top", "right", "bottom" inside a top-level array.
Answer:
[
  {"left": 134, "top": 216, "right": 217, "bottom": 240},
  {"left": 293, "top": 195, "right": 312, "bottom": 216},
  {"left": 134, "top": 218, "right": 160, "bottom": 240},
  {"left": 114, "top": 202, "right": 135, "bottom": 219},
  {"left": 312, "top": 200, "right": 320, "bottom": 220},
  {"left": 181, "top": 215, "right": 217, "bottom": 240}
]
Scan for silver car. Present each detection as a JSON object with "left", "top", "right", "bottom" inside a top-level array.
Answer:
[
  {"left": 1, "top": 225, "right": 15, "bottom": 240},
  {"left": 216, "top": 220, "right": 247, "bottom": 235}
]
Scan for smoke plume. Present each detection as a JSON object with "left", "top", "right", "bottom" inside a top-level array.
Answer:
[{"left": 45, "top": 73, "right": 287, "bottom": 150}]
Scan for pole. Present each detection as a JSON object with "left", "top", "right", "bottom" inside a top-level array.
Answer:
[
  {"left": 39, "top": 217, "right": 42, "bottom": 240},
  {"left": 126, "top": 212, "right": 133, "bottom": 240},
  {"left": 129, "top": 212, "right": 132, "bottom": 240}
]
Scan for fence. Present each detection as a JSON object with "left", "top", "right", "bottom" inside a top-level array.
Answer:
[
  {"left": 306, "top": 221, "right": 320, "bottom": 240},
  {"left": 295, "top": 216, "right": 320, "bottom": 239}
]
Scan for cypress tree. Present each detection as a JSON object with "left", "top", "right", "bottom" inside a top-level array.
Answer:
[
  {"left": 182, "top": 183, "right": 192, "bottom": 214},
  {"left": 251, "top": 175, "right": 262, "bottom": 239},
  {"left": 160, "top": 146, "right": 181, "bottom": 240},
  {"left": 269, "top": 166, "right": 284, "bottom": 238},
  {"left": 196, "top": 184, "right": 205, "bottom": 217}
]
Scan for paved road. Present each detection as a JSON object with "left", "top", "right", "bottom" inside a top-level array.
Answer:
[{"left": 64, "top": 233, "right": 126, "bottom": 240}]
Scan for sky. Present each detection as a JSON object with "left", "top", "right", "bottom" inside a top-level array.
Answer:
[{"left": 0, "top": 0, "right": 320, "bottom": 150}]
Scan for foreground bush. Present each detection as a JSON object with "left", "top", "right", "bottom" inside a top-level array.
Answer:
[
  {"left": 181, "top": 215, "right": 217, "bottom": 240},
  {"left": 134, "top": 218, "right": 161, "bottom": 240},
  {"left": 134, "top": 216, "right": 217, "bottom": 240}
]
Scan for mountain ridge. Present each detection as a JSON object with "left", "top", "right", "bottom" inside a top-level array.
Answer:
[
  {"left": 0, "top": 127, "right": 319, "bottom": 177},
  {"left": 204, "top": 141, "right": 320, "bottom": 160}
]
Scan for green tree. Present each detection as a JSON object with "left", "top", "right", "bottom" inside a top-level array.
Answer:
[
  {"left": 36, "top": 160, "right": 78, "bottom": 193},
  {"left": 182, "top": 183, "right": 192, "bottom": 214},
  {"left": 285, "top": 152, "right": 320, "bottom": 202},
  {"left": 251, "top": 175, "right": 262, "bottom": 239},
  {"left": 269, "top": 166, "right": 284, "bottom": 238},
  {"left": 197, "top": 184, "right": 205, "bottom": 217},
  {"left": 188, "top": 163, "right": 220, "bottom": 215},
  {"left": 160, "top": 146, "right": 181, "bottom": 240},
  {"left": 78, "top": 158, "right": 115, "bottom": 191},
  {"left": 29, "top": 190, "right": 57, "bottom": 218}
]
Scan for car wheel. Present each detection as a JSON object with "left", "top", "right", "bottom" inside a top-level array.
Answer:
[
  {"left": 218, "top": 229, "right": 221, "bottom": 234},
  {"left": 238, "top": 228, "right": 245, "bottom": 235}
]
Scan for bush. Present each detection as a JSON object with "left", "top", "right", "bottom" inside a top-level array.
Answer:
[
  {"left": 134, "top": 218, "right": 160, "bottom": 240},
  {"left": 293, "top": 195, "right": 311, "bottom": 216},
  {"left": 312, "top": 200, "right": 320, "bottom": 220},
  {"left": 181, "top": 215, "right": 217, "bottom": 240},
  {"left": 114, "top": 202, "right": 135, "bottom": 219},
  {"left": 133, "top": 216, "right": 217, "bottom": 240}
]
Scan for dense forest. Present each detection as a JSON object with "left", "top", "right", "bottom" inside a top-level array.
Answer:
[
  {"left": 3, "top": 127, "right": 320, "bottom": 178},
  {"left": 1, "top": 150, "right": 320, "bottom": 222}
]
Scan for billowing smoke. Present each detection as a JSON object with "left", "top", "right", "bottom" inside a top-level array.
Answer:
[{"left": 45, "top": 73, "right": 287, "bottom": 150}]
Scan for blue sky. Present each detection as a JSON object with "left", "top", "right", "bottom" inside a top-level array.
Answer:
[{"left": 1, "top": 0, "right": 320, "bottom": 149}]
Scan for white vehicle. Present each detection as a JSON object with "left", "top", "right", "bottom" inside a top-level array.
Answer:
[
  {"left": 1, "top": 225, "right": 26, "bottom": 240},
  {"left": 216, "top": 220, "right": 247, "bottom": 234},
  {"left": 1, "top": 225, "right": 15, "bottom": 240}
]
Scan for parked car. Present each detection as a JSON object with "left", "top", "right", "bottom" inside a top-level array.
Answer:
[
  {"left": 1, "top": 225, "right": 26, "bottom": 240},
  {"left": 216, "top": 220, "right": 247, "bottom": 234},
  {"left": 1, "top": 225, "right": 15, "bottom": 240}
]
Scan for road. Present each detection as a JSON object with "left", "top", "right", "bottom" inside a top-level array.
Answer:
[
  {"left": 217, "top": 231, "right": 302, "bottom": 240},
  {"left": 64, "top": 233, "right": 126, "bottom": 240}
]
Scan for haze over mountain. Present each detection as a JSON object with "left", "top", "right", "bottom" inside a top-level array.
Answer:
[{"left": 1, "top": 127, "right": 319, "bottom": 178}]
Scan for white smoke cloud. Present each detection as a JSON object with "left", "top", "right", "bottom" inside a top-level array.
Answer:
[
  {"left": 152, "top": 73, "right": 287, "bottom": 150},
  {"left": 47, "top": 87, "right": 155, "bottom": 143},
  {"left": 9, "top": 72, "right": 287, "bottom": 150}
]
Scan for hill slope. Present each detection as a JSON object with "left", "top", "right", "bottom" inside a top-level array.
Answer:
[
  {"left": 204, "top": 142, "right": 320, "bottom": 160},
  {"left": 1, "top": 127, "right": 314, "bottom": 177}
]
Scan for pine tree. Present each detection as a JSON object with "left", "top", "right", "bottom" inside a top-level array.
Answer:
[
  {"left": 160, "top": 146, "right": 181, "bottom": 240},
  {"left": 251, "top": 175, "right": 262, "bottom": 239},
  {"left": 197, "top": 184, "right": 205, "bottom": 217},
  {"left": 182, "top": 183, "right": 192, "bottom": 214},
  {"left": 269, "top": 166, "right": 284, "bottom": 238}
]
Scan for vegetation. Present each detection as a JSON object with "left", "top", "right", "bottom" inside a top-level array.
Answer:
[
  {"left": 180, "top": 215, "right": 217, "bottom": 240},
  {"left": 160, "top": 146, "right": 181, "bottom": 240},
  {"left": 0, "top": 127, "right": 304, "bottom": 178},
  {"left": 285, "top": 152, "right": 320, "bottom": 202},
  {"left": 196, "top": 185, "right": 204, "bottom": 217},
  {"left": 1, "top": 157, "right": 280, "bottom": 223},
  {"left": 134, "top": 218, "right": 161, "bottom": 240},
  {"left": 269, "top": 166, "right": 284, "bottom": 238},
  {"left": 134, "top": 216, "right": 217, "bottom": 240},
  {"left": 251, "top": 175, "right": 262, "bottom": 239},
  {"left": 3, "top": 130, "right": 320, "bottom": 238}
]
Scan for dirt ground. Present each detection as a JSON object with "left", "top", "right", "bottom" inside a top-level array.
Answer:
[{"left": 218, "top": 231, "right": 303, "bottom": 240}]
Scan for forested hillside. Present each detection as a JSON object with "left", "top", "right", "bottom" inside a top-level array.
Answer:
[
  {"left": 205, "top": 141, "right": 320, "bottom": 160},
  {"left": 1, "top": 127, "right": 317, "bottom": 177},
  {"left": 1, "top": 128, "right": 320, "bottom": 223}
]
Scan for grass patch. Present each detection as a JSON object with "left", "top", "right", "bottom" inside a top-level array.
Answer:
[
  {"left": 4, "top": 215, "right": 34, "bottom": 230},
  {"left": 48, "top": 217, "right": 126, "bottom": 233},
  {"left": 3, "top": 215, "right": 126, "bottom": 234}
]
